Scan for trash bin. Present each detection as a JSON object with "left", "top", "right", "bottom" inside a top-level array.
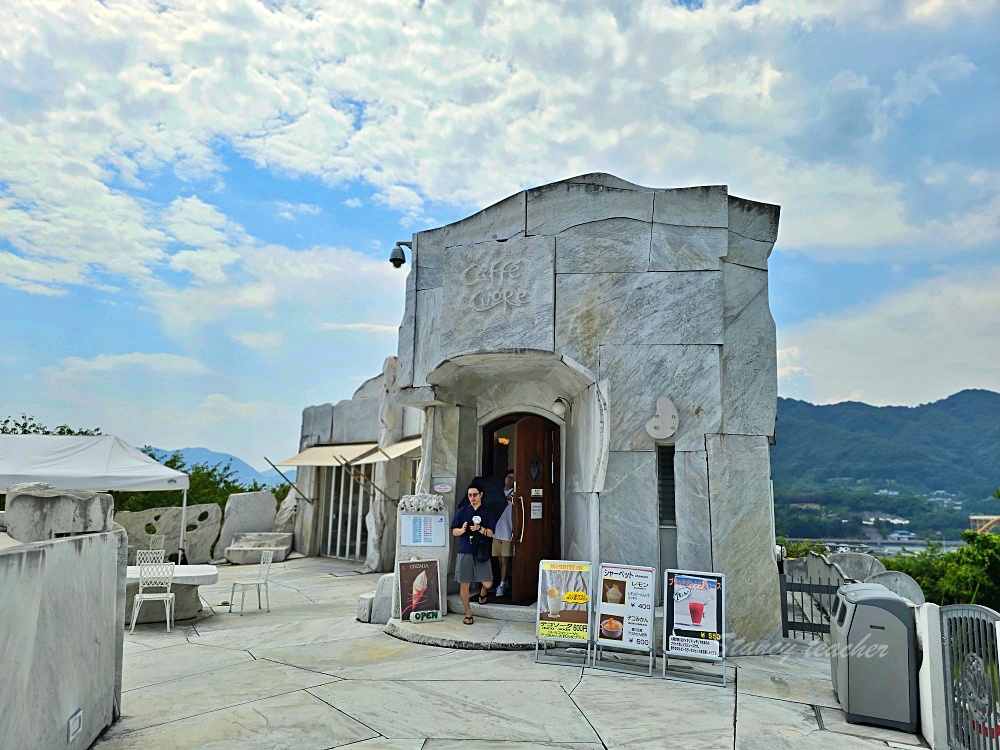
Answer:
[
  {"left": 834, "top": 585, "right": 919, "bottom": 732},
  {"left": 830, "top": 583, "right": 885, "bottom": 699}
]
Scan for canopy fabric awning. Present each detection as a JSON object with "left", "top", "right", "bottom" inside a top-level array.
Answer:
[
  {"left": 0, "top": 435, "right": 189, "bottom": 492},
  {"left": 350, "top": 436, "right": 422, "bottom": 465},
  {"left": 278, "top": 442, "right": 378, "bottom": 467}
]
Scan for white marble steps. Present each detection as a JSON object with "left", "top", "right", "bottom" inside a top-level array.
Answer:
[
  {"left": 385, "top": 616, "right": 536, "bottom": 650},
  {"left": 445, "top": 594, "right": 537, "bottom": 622},
  {"left": 224, "top": 532, "right": 293, "bottom": 564}
]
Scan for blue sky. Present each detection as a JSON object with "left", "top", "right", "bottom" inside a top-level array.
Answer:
[{"left": 1, "top": 0, "right": 997, "bottom": 467}]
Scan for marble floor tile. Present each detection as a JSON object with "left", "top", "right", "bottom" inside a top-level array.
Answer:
[
  {"left": 122, "top": 639, "right": 153, "bottom": 655},
  {"left": 112, "top": 658, "right": 339, "bottom": 734},
  {"left": 122, "top": 624, "right": 198, "bottom": 651},
  {"left": 122, "top": 641, "right": 252, "bottom": 692},
  {"left": 733, "top": 653, "right": 840, "bottom": 709},
  {"left": 818, "top": 707, "right": 924, "bottom": 746},
  {"left": 308, "top": 680, "right": 601, "bottom": 744},
  {"left": 571, "top": 671, "right": 735, "bottom": 749},
  {"left": 94, "top": 689, "right": 376, "bottom": 749},
  {"left": 735, "top": 693, "right": 889, "bottom": 750},
  {"left": 195, "top": 614, "right": 382, "bottom": 651},
  {"left": 345, "top": 741, "right": 426, "bottom": 750},
  {"left": 255, "top": 634, "right": 445, "bottom": 678},
  {"left": 424, "top": 743, "right": 603, "bottom": 749}
]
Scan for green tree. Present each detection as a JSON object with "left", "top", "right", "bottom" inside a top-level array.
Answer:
[
  {"left": 776, "top": 536, "right": 829, "bottom": 558},
  {"left": 883, "top": 530, "right": 1000, "bottom": 611},
  {"left": 113, "top": 449, "right": 289, "bottom": 514},
  {"left": 1, "top": 413, "right": 102, "bottom": 436}
]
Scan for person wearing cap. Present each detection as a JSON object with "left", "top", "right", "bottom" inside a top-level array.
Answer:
[{"left": 451, "top": 479, "right": 496, "bottom": 625}]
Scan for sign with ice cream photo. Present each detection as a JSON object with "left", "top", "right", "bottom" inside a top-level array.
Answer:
[
  {"left": 396, "top": 559, "right": 442, "bottom": 623},
  {"left": 536, "top": 560, "right": 592, "bottom": 642},
  {"left": 596, "top": 563, "right": 655, "bottom": 653},
  {"left": 663, "top": 570, "right": 726, "bottom": 660}
]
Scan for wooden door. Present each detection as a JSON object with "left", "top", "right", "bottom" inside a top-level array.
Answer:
[{"left": 511, "top": 415, "right": 559, "bottom": 604}]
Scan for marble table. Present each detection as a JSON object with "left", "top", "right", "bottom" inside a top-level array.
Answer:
[{"left": 125, "top": 564, "right": 218, "bottom": 624}]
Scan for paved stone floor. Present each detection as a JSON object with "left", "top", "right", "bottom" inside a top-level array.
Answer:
[{"left": 95, "top": 557, "right": 927, "bottom": 750}]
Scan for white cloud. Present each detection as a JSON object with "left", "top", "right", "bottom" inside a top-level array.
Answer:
[
  {"left": 230, "top": 331, "right": 283, "bottom": 349},
  {"left": 42, "top": 352, "right": 209, "bottom": 381},
  {"left": 276, "top": 201, "right": 322, "bottom": 220},
  {"left": 321, "top": 322, "right": 398, "bottom": 334},
  {"left": 344, "top": 198, "right": 363, "bottom": 208},
  {"left": 1, "top": 0, "right": 993, "bottom": 294},
  {"left": 778, "top": 267, "right": 1000, "bottom": 405}
]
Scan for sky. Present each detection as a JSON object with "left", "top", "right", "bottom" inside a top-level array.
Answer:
[{"left": 1, "top": 0, "right": 998, "bottom": 469}]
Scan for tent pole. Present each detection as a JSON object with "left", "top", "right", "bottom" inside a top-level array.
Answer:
[{"left": 179, "top": 489, "right": 188, "bottom": 564}]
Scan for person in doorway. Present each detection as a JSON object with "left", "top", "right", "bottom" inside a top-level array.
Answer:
[
  {"left": 451, "top": 480, "right": 496, "bottom": 625},
  {"left": 493, "top": 469, "right": 515, "bottom": 596}
]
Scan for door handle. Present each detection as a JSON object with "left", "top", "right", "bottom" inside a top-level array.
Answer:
[{"left": 519, "top": 495, "right": 526, "bottom": 543}]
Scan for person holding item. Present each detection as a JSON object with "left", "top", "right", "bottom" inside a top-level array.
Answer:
[
  {"left": 451, "top": 479, "right": 496, "bottom": 625},
  {"left": 492, "top": 469, "right": 515, "bottom": 597}
]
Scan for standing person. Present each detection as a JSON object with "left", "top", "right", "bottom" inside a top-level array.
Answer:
[
  {"left": 493, "top": 470, "right": 515, "bottom": 596},
  {"left": 451, "top": 480, "right": 496, "bottom": 625}
]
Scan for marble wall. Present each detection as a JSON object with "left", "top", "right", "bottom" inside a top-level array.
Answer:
[
  {"left": 0, "top": 528, "right": 126, "bottom": 749},
  {"left": 598, "top": 451, "right": 658, "bottom": 570},
  {"left": 313, "top": 173, "right": 782, "bottom": 646}
]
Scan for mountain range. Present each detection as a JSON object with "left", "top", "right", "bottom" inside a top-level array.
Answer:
[
  {"left": 151, "top": 389, "right": 999, "bottom": 503},
  {"left": 771, "top": 389, "right": 1000, "bottom": 500},
  {"left": 148, "top": 447, "right": 295, "bottom": 487}
]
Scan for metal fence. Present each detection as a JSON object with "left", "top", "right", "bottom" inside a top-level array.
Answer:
[
  {"left": 780, "top": 573, "right": 839, "bottom": 640},
  {"left": 941, "top": 604, "right": 1000, "bottom": 750}
]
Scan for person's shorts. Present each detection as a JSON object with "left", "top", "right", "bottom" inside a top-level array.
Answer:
[
  {"left": 492, "top": 538, "right": 512, "bottom": 557},
  {"left": 455, "top": 553, "right": 493, "bottom": 583}
]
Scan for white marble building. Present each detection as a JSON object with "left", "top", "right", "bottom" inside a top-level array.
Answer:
[{"left": 291, "top": 173, "right": 782, "bottom": 647}]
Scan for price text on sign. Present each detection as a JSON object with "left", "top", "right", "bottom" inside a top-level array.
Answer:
[
  {"left": 663, "top": 569, "right": 726, "bottom": 661},
  {"left": 537, "top": 560, "right": 593, "bottom": 644},
  {"left": 596, "top": 563, "right": 656, "bottom": 653},
  {"left": 538, "top": 621, "right": 589, "bottom": 640}
]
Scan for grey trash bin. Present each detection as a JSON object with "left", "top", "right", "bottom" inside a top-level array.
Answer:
[
  {"left": 834, "top": 585, "right": 919, "bottom": 733},
  {"left": 830, "top": 583, "right": 885, "bottom": 699}
]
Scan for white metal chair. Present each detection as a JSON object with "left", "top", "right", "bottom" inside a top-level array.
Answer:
[
  {"left": 148, "top": 534, "right": 165, "bottom": 550},
  {"left": 129, "top": 562, "right": 176, "bottom": 633},
  {"left": 229, "top": 550, "right": 273, "bottom": 616},
  {"left": 135, "top": 549, "right": 165, "bottom": 565}
]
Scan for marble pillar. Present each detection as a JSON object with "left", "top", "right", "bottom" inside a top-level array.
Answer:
[{"left": 707, "top": 434, "right": 782, "bottom": 650}]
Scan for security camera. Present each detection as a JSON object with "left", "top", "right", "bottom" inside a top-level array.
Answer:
[{"left": 389, "top": 244, "right": 406, "bottom": 268}]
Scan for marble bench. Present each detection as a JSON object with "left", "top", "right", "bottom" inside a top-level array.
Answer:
[
  {"left": 224, "top": 532, "right": 293, "bottom": 564},
  {"left": 125, "top": 564, "right": 218, "bottom": 624}
]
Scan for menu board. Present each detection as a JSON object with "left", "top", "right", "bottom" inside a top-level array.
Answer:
[
  {"left": 396, "top": 559, "right": 442, "bottom": 623},
  {"left": 596, "top": 564, "right": 655, "bottom": 652},
  {"left": 399, "top": 514, "right": 447, "bottom": 547},
  {"left": 663, "top": 569, "right": 725, "bottom": 660},
  {"left": 536, "top": 560, "right": 592, "bottom": 642}
]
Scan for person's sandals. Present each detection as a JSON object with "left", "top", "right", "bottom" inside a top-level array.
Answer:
[
  {"left": 478, "top": 590, "right": 489, "bottom": 604},
  {"left": 463, "top": 616, "right": 474, "bottom": 625}
]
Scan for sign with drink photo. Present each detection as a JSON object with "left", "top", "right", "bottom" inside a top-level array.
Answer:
[
  {"left": 596, "top": 563, "right": 655, "bottom": 653},
  {"left": 663, "top": 570, "right": 725, "bottom": 660},
  {"left": 536, "top": 560, "right": 592, "bottom": 642}
]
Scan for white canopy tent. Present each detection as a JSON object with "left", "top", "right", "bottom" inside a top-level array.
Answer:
[{"left": 0, "top": 435, "right": 192, "bottom": 554}]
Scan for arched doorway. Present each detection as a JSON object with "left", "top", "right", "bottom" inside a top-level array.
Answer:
[{"left": 482, "top": 413, "right": 560, "bottom": 605}]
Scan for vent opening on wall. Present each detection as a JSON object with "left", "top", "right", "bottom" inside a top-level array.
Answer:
[{"left": 657, "top": 445, "right": 676, "bottom": 525}]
